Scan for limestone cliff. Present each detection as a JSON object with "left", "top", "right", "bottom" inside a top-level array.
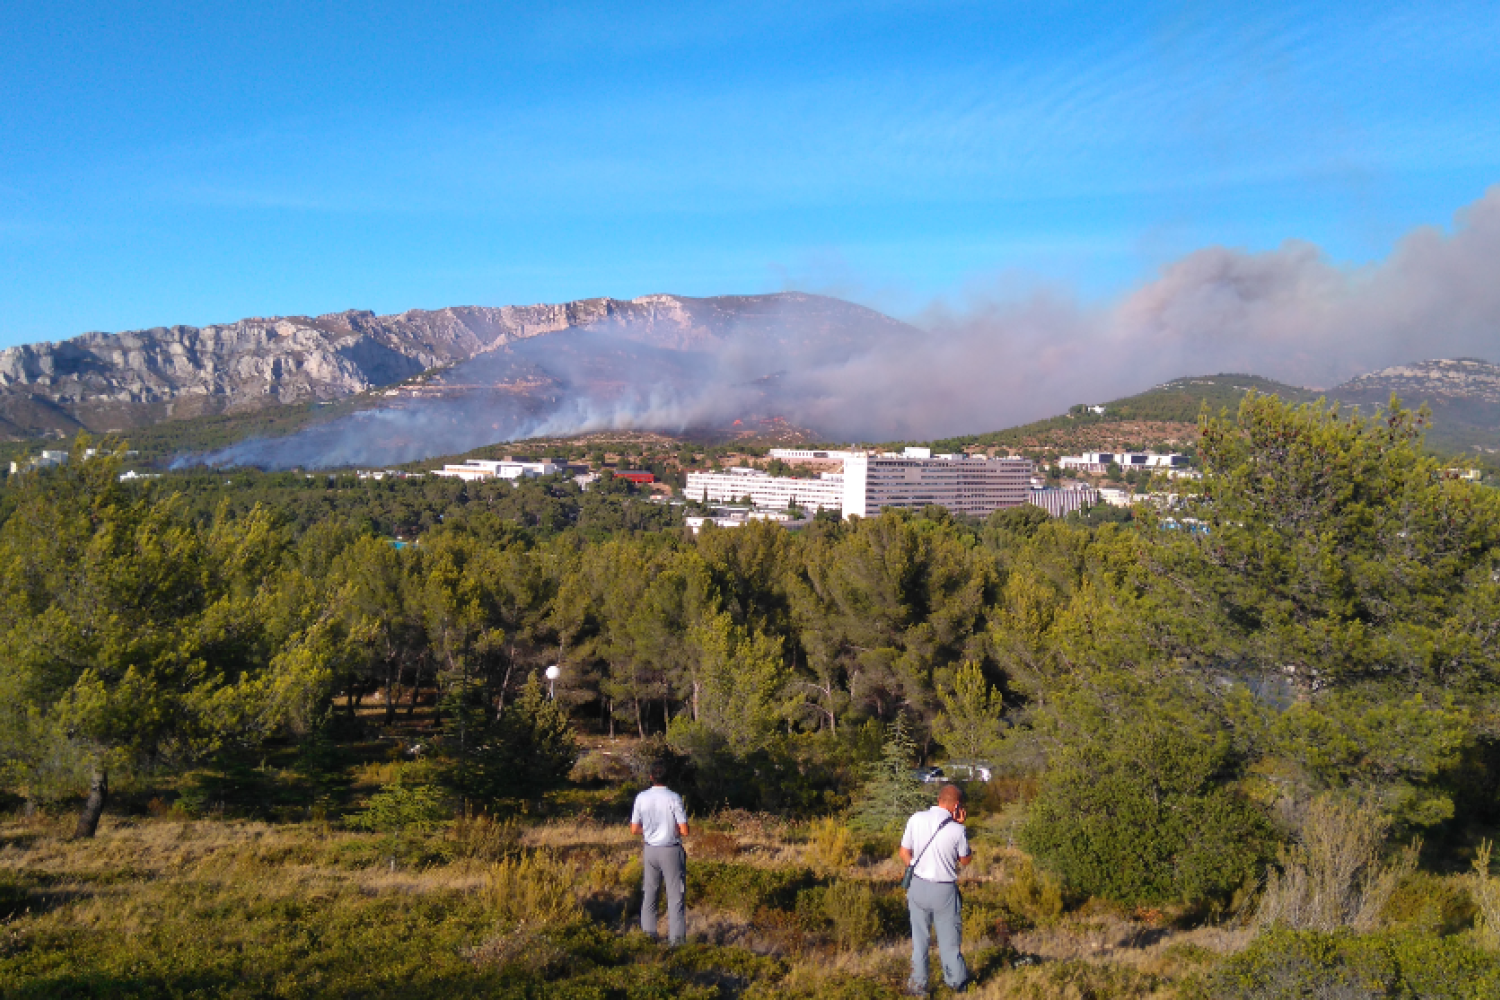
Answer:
[{"left": 0, "top": 292, "right": 901, "bottom": 439}]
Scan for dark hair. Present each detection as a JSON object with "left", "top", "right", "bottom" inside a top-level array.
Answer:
[{"left": 649, "top": 760, "right": 670, "bottom": 785}]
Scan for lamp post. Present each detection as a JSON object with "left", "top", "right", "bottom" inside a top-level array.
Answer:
[{"left": 544, "top": 664, "right": 560, "bottom": 700}]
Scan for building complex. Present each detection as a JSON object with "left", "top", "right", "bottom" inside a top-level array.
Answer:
[
  {"left": 432, "top": 458, "right": 562, "bottom": 481},
  {"left": 687, "top": 448, "right": 1034, "bottom": 518},
  {"left": 1058, "top": 452, "right": 1190, "bottom": 474}
]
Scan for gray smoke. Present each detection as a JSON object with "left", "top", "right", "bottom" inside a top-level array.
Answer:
[{"left": 192, "top": 185, "right": 1500, "bottom": 468}]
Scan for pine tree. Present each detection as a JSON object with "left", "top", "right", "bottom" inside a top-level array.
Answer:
[
  {"left": 932, "top": 661, "right": 1003, "bottom": 763},
  {"left": 852, "top": 712, "right": 931, "bottom": 832}
]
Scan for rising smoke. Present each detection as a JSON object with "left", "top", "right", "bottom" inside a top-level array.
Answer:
[{"left": 195, "top": 185, "right": 1500, "bottom": 469}]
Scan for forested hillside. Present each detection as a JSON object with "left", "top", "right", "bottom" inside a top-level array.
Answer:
[
  {"left": 3, "top": 394, "right": 1500, "bottom": 997},
  {"left": 935, "top": 374, "right": 1319, "bottom": 455}
]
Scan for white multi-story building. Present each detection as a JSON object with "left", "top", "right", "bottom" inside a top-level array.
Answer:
[
  {"left": 1058, "top": 452, "right": 1191, "bottom": 474},
  {"left": 688, "top": 449, "right": 1034, "bottom": 519},
  {"left": 432, "top": 458, "right": 562, "bottom": 481},
  {"left": 841, "top": 449, "right": 1034, "bottom": 518},
  {"left": 685, "top": 468, "right": 845, "bottom": 511},
  {"left": 1028, "top": 486, "right": 1099, "bottom": 517}
]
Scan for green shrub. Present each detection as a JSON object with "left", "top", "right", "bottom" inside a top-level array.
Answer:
[
  {"left": 806, "top": 817, "right": 857, "bottom": 872},
  {"left": 693, "top": 861, "right": 819, "bottom": 917},
  {"left": 1380, "top": 871, "right": 1475, "bottom": 936},
  {"left": 447, "top": 813, "right": 522, "bottom": 861},
  {"left": 998, "top": 856, "right": 1066, "bottom": 928},
  {"left": 486, "top": 851, "right": 582, "bottom": 927},
  {"left": 1020, "top": 701, "right": 1275, "bottom": 907},
  {"left": 821, "top": 880, "right": 881, "bottom": 948},
  {"left": 1204, "top": 927, "right": 1500, "bottom": 999},
  {"left": 348, "top": 769, "right": 450, "bottom": 833}
]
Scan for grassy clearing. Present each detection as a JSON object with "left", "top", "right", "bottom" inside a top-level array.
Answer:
[{"left": 0, "top": 806, "right": 1263, "bottom": 1000}]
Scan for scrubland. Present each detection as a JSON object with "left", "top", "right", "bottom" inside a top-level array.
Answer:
[
  {"left": 6, "top": 773, "right": 1500, "bottom": 1000},
  {"left": 0, "top": 799, "right": 1230, "bottom": 999}
]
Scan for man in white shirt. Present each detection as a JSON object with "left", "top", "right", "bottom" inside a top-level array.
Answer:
[
  {"left": 629, "top": 760, "right": 690, "bottom": 944},
  {"left": 900, "top": 783, "right": 972, "bottom": 994}
]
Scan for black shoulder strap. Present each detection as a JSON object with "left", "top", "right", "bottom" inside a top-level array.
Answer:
[{"left": 910, "top": 816, "right": 953, "bottom": 871}]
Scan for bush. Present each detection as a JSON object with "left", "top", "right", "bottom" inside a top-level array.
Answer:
[
  {"left": 694, "top": 830, "right": 741, "bottom": 859},
  {"left": 446, "top": 812, "right": 522, "bottom": 861},
  {"left": 693, "top": 861, "right": 819, "bottom": 917},
  {"left": 570, "top": 749, "right": 632, "bottom": 784},
  {"left": 486, "top": 851, "right": 582, "bottom": 927},
  {"left": 1255, "top": 796, "right": 1415, "bottom": 933},
  {"left": 1020, "top": 697, "right": 1274, "bottom": 907},
  {"left": 807, "top": 817, "right": 857, "bottom": 872},
  {"left": 1469, "top": 839, "right": 1500, "bottom": 948},
  {"left": 347, "top": 768, "right": 450, "bottom": 833},
  {"left": 1203, "top": 927, "right": 1500, "bottom": 999},
  {"left": 1380, "top": 871, "right": 1474, "bottom": 936},
  {"left": 821, "top": 880, "right": 880, "bottom": 948},
  {"left": 997, "top": 857, "right": 1065, "bottom": 928}
]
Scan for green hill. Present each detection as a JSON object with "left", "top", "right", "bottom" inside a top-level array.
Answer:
[
  {"left": 1098, "top": 374, "right": 1320, "bottom": 422},
  {"left": 931, "top": 374, "right": 1318, "bottom": 454}
]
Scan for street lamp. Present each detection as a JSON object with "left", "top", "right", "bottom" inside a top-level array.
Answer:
[{"left": 544, "top": 664, "right": 561, "bottom": 700}]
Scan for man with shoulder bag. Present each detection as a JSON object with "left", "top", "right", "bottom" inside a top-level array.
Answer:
[{"left": 899, "top": 783, "right": 972, "bottom": 995}]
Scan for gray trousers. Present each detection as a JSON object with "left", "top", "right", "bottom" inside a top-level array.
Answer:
[
  {"left": 908, "top": 876, "right": 967, "bottom": 990},
  {"left": 641, "top": 844, "right": 687, "bottom": 943}
]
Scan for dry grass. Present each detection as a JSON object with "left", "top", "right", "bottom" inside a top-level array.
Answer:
[
  {"left": 1255, "top": 796, "right": 1415, "bottom": 933},
  {"left": 0, "top": 809, "right": 1252, "bottom": 998},
  {"left": 1470, "top": 840, "right": 1500, "bottom": 948}
]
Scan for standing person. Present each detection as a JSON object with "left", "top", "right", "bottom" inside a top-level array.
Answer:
[
  {"left": 630, "top": 759, "right": 690, "bottom": 944},
  {"left": 900, "top": 783, "right": 972, "bottom": 995}
]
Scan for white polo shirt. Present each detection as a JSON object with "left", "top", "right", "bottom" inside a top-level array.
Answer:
[
  {"left": 631, "top": 785, "right": 688, "bottom": 847},
  {"left": 901, "top": 806, "right": 971, "bottom": 883}
]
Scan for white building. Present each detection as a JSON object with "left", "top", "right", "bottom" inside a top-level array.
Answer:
[
  {"left": 1028, "top": 486, "right": 1099, "bottom": 517},
  {"left": 1059, "top": 452, "right": 1191, "bottom": 474},
  {"left": 685, "top": 468, "right": 845, "bottom": 511},
  {"left": 684, "top": 509, "right": 814, "bottom": 534},
  {"left": 840, "top": 449, "right": 1033, "bottom": 518},
  {"left": 767, "top": 448, "right": 865, "bottom": 462},
  {"left": 688, "top": 449, "right": 1034, "bottom": 519},
  {"left": 432, "top": 458, "right": 562, "bottom": 481}
]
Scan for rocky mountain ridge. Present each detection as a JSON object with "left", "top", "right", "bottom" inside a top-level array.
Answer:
[
  {"left": 1327, "top": 357, "right": 1500, "bottom": 454},
  {"left": 0, "top": 292, "right": 898, "bottom": 440},
  {"left": 1330, "top": 358, "right": 1500, "bottom": 403}
]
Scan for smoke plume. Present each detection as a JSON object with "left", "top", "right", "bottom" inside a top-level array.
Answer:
[{"left": 194, "top": 185, "right": 1500, "bottom": 469}]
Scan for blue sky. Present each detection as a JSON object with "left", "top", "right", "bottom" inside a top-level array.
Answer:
[{"left": 2, "top": 0, "right": 1498, "bottom": 347}]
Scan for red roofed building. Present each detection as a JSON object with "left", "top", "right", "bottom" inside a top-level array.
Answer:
[{"left": 614, "top": 471, "right": 655, "bottom": 484}]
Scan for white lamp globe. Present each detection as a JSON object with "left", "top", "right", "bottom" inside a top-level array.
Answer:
[{"left": 544, "top": 665, "right": 561, "bottom": 681}]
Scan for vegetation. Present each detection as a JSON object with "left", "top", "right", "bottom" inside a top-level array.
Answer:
[{"left": 2, "top": 391, "right": 1500, "bottom": 996}]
